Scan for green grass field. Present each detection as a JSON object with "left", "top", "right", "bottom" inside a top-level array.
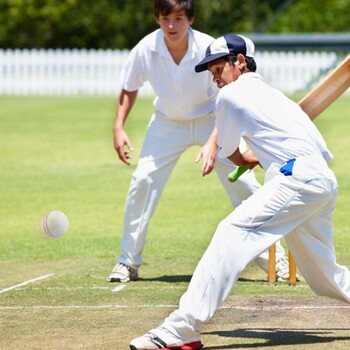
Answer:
[{"left": 0, "top": 95, "right": 349, "bottom": 350}]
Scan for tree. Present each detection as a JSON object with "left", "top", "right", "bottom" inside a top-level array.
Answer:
[
  {"left": 0, "top": 0, "right": 157, "bottom": 49},
  {"left": 265, "top": 0, "right": 350, "bottom": 32},
  {"left": 0, "top": 0, "right": 349, "bottom": 49}
]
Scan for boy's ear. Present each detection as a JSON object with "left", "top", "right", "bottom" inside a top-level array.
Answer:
[
  {"left": 237, "top": 53, "right": 246, "bottom": 63},
  {"left": 155, "top": 16, "right": 160, "bottom": 25},
  {"left": 188, "top": 16, "right": 194, "bottom": 25},
  {"left": 237, "top": 54, "right": 248, "bottom": 73}
]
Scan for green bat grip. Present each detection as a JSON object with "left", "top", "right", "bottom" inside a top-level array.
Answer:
[{"left": 227, "top": 165, "right": 250, "bottom": 182}]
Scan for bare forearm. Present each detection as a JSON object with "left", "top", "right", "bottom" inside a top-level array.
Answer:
[
  {"left": 113, "top": 89, "right": 138, "bottom": 165},
  {"left": 227, "top": 148, "right": 259, "bottom": 168},
  {"left": 113, "top": 89, "right": 138, "bottom": 131},
  {"left": 207, "top": 126, "right": 219, "bottom": 147}
]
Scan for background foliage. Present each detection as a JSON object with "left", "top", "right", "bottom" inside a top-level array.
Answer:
[{"left": 0, "top": 0, "right": 349, "bottom": 49}]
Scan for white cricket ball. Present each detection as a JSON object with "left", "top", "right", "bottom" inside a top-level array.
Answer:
[{"left": 42, "top": 210, "right": 69, "bottom": 238}]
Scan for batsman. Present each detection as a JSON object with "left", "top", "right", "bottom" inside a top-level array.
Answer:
[{"left": 130, "top": 34, "right": 350, "bottom": 350}]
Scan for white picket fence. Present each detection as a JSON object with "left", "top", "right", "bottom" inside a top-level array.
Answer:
[{"left": 0, "top": 49, "right": 342, "bottom": 96}]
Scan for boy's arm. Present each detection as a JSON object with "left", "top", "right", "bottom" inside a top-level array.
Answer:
[
  {"left": 227, "top": 148, "right": 259, "bottom": 168},
  {"left": 195, "top": 127, "right": 219, "bottom": 176},
  {"left": 113, "top": 89, "right": 138, "bottom": 165}
]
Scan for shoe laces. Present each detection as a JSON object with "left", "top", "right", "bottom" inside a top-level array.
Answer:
[{"left": 113, "top": 263, "right": 135, "bottom": 273}]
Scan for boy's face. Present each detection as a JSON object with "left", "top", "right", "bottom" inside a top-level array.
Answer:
[
  {"left": 208, "top": 57, "right": 243, "bottom": 89},
  {"left": 156, "top": 10, "right": 194, "bottom": 44}
]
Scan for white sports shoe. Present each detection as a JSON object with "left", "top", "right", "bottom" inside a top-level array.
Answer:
[
  {"left": 276, "top": 256, "right": 300, "bottom": 282},
  {"left": 106, "top": 263, "right": 138, "bottom": 283},
  {"left": 130, "top": 326, "right": 203, "bottom": 350}
]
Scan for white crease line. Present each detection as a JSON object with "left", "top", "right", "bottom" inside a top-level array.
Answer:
[
  {"left": 0, "top": 304, "right": 176, "bottom": 310},
  {"left": 0, "top": 274, "right": 54, "bottom": 294},
  {"left": 19, "top": 286, "right": 111, "bottom": 290},
  {"left": 12, "top": 286, "right": 185, "bottom": 291},
  {"left": 0, "top": 304, "right": 349, "bottom": 310},
  {"left": 221, "top": 305, "right": 350, "bottom": 310},
  {"left": 112, "top": 285, "right": 126, "bottom": 293}
]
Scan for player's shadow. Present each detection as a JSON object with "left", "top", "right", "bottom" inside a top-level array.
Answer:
[
  {"left": 202, "top": 328, "right": 350, "bottom": 349},
  {"left": 139, "top": 276, "right": 267, "bottom": 283},
  {"left": 138, "top": 275, "right": 192, "bottom": 283},
  {"left": 237, "top": 277, "right": 268, "bottom": 283}
]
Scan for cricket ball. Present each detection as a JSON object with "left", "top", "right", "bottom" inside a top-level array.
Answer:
[{"left": 42, "top": 210, "right": 69, "bottom": 238}]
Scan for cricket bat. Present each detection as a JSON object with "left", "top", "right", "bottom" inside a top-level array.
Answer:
[{"left": 228, "top": 55, "right": 350, "bottom": 182}]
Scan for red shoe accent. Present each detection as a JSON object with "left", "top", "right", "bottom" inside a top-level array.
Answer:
[{"left": 167, "top": 341, "right": 203, "bottom": 349}]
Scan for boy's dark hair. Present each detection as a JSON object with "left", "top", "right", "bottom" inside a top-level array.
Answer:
[
  {"left": 154, "top": 0, "right": 195, "bottom": 19},
  {"left": 226, "top": 55, "right": 257, "bottom": 72}
]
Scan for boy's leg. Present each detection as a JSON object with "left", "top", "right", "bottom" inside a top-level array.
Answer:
[
  {"left": 214, "top": 150, "right": 290, "bottom": 278},
  {"left": 108, "top": 117, "right": 192, "bottom": 280},
  {"left": 286, "top": 212, "right": 350, "bottom": 303},
  {"left": 160, "top": 173, "right": 342, "bottom": 341}
]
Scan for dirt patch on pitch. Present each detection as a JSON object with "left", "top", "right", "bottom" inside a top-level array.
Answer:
[{"left": 201, "top": 297, "right": 350, "bottom": 349}]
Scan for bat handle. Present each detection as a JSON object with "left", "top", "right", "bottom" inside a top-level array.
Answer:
[{"left": 227, "top": 165, "right": 250, "bottom": 182}]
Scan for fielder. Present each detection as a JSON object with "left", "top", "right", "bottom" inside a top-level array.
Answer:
[
  {"left": 130, "top": 34, "right": 350, "bottom": 350},
  {"left": 107, "top": 0, "right": 290, "bottom": 284}
]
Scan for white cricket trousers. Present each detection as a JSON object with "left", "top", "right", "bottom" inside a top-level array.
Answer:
[
  {"left": 118, "top": 113, "right": 286, "bottom": 268},
  {"left": 162, "top": 155, "right": 350, "bottom": 343}
]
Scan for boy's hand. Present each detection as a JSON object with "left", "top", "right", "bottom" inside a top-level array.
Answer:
[
  {"left": 114, "top": 128, "right": 134, "bottom": 165},
  {"left": 195, "top": 141, "right": 218, "bottom": 176}
]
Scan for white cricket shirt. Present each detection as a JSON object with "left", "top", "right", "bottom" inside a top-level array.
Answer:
[
  {"left": 120, "top": 28, "right": 218, "bottom": 120},
  {"left": 216, "top": 73, "right": 333, "bottom": 170}
]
